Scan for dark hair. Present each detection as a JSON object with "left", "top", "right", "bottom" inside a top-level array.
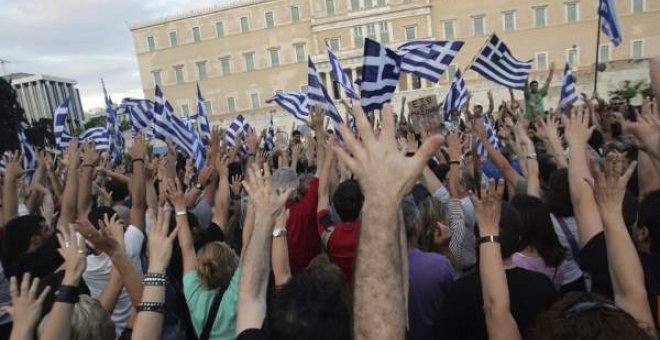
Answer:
[
  {"left": 511, "top": 195, "right": 565, "bottom": 267},
  {"left": 88, "top": 206, "right": 118, "bottom": 229},
  {"left": 537, "top": 154, "right": 558, "bottom": 186},
  {"left": 530, "top": 80, "right": 539, "bottom": 86},
  {"left": 427, "top": 159, "right": 450, "bottom": 183},
  {"left": 106, "top": 179, "right": 129, "bottom": 203},
  {"left": 332, "top": 180, "right": 364, "bottom": 222},
  {"left": 530, "top": 292, "right": 654, "bottom": 340},
  {"left": 267, "top": 255, "right": 352, "bottom": 340},
  {"left": 476, "top": 202, "right": 522, "bottom": 259},
  {"left": 2, "top": 215, "right": 46, "bottom": 258},
  {"left": 547, "top": 169, "right": 574, "bottom": 217},
  {"left": 639, "top": 190, "right": 660, "bottom": 255},
  {"left": 228, "top": 161, "right": 243, "bottom": 179}
]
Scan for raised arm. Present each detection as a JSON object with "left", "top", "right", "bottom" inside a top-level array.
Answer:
[
  {"left": 129, "top": 134, "right": 147, "bottom": 231},
  {"left": 167, "top": 179, "right": 196, "bottom": 273},
  {"left": 333, "top": 103, "right": 443, "bottom": 340},
  {"left": 317, "top": 141, "right": 335, "bottom": 212},
  {"left": 77, "top": 143, "right": 100, "bottom": 220},
  {"left": 542, "top": 62, "right": 556, "bottom": 94},
  {"left": 2, "top": 152, "right": 24, "bottom": 223},
  {"left": 487, "top": 90, "right": 495, "bottom": 115},
  {"left": 473, "top": 118, "right": 521, "bottom": 188},
  {"left": 271, "top": 210, "right": 291, "bottom": 286},
  {"left": 212, "top": 156, "right": 231, "bottom": 235},
  {"left": 57, "top": 140, "right": 80, "bottom": 228}
]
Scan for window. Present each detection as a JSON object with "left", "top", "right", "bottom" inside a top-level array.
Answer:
[
  {"left": 216, "top": 21, "right": 225, "bottom": 37},
  {"left": 169, "top": 31, "right": 178, "bottom": 47},
  {"left": 534, "top": 7, "right": 547, "bottom": 27},
  {"left": 565, "top": 2, "right": 579, "bottom": 23},
  {"left": 265, "top": 11, "right": 275, "bottom": 28},
  {"left": 366, "top": 23, "right": 377, "bottom": 40},
  {"left": 599, "top": 44, "right": 611, "bottom": 63},
  {"left": 405, "top": 26, "right": 417, "bottom": 40},
  {"left": 503, "top": 11, "right": 516, "bottom": 32},
  {"left": 240, "top": 17, "right": 249, "bottom": 33},
  {"left": 181, "top": 104, "right": 190, "bottom": 116},
  {"left": 174, "top": 65, "right": 184, "bottom": 84},
  {"left": 443, "top": 21, "right": 455, "bottom": 40},
  {"left": 219, "top": 57, "right": 231, "bottom": 75},
  {"left": 227, "top": 97, "right": 236, "bottom": 112},
  {"left": 192, "top": 26, "right": 201, "bottom": 42},
  {"left": 291, "top": 6, "right": 300, "bottom": 23},
  {"left": 196, "top": 61, "right": 207, "bottom": 80},
  {"left": 203, "top": 101, "right": 212, "bottom": 114},
  {"left": 379, "top": 22, "right": 389, "bottom": 43},
  {"left": 411, "top": 75, "right": 422, "bottom": 90},
  {"left": 300, "top": 85, "right": 309, "bottom": 93},
  {"left": 377, "top": 0, "right": 386, "bottom": 5},
  {"left": 446, "top": 64, "right": 458, "bottom": 80},
  {"left": 250, "top": 93, "right": 260, "bottom": 109},
  {"left": 567, "top": 47, "right": 579, "bottom": 69},
  {"left": 329, "top": 38, "right": 340, "bottom": 51},
  {"left": 294, "top": 43, "right": 306, "bottom": 63},
  {"left": 147, "top": 36, "right": 156, "bottom": 51},
  {"left": 473, "top": 16, "right": 485, "bottom": 37},
  {"left": 632, "top": 0, "right": 645, "bottom": 13},
  {"left": 365, "top": 0, "right": 373, "bottom": 8},
  {"left": 351, "top": 0, "right": 360, "bottom": 11},
  {"left": 151, "top": 70, "right": 162, "bottom": 86},
  {"left": 275, "top": 89, "right": 284, "bottom": 94},
  {"left": 269, "top": 48, "right": 280, "bottom": 66},
  {"left": 353, "top": 26, "right": 364, "bottom": 48},
  {"left": 244, "top": 53, "right": 255, "bottom": 71},
  {"left": 631, "top": 40, "right": 644, "bottom": 59},
  {"left": 535, "top": 52, "right": 548, "bottom": 70},
  {"left": 326, "top": 0, "right": 335, "bottom": 15}
]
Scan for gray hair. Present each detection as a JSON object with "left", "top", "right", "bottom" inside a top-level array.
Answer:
[
  {"left": 272, "top": 167, "right": 300, "bottom": 197},
  {"left": 71, "top": 295, "right": 115, "bottom": 340},
  {"left": 401, "top": 197, "right": 421, "bottom": 239}
]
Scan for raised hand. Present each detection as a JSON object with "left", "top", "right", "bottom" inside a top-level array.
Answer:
[
  {"left": 406, "top": 132, "right": 419, "bottom": 154},
  {"left": 446, "top": 132, "right": 461, "bottom": 161},
  {"left": 64, "top": 139, "right": 80, "bottom": 168},
  {"left": 197, "top": 166, "right": 216, "bottom": 188},
  {"left": 470, "top": 178, "right": 505, "bottom": 236},
  {"left": 242, "top": 163, "right": 292, "bottom": 219},
  {"left": 563, "top": 107, "right": 595, "bottom": 147},
  {"left": 130, "top": 132, "right": 148, "bottom": 161},
  {"left": 73, "top": 218, "right": 122, "bottom": 255},
  {"left": 81, "top": 141, "right": 100, "bottom": 167},
  {"left": 148, "top": 207, "right": 178, "bottom": 273},
  {"left": 590, "top": 153, "right": 637, "bottom": 213},
  {"left": 3, "top": 151, "right": 26, "bottom": 181},
  {"left": 3, "top": 274, "right": 50, "bottom": 337},
  {"left": 165, "top": 178, "right": 186, "bottom": 211},
  {"left": 56, "top": 223, "right": 87, "bottom": 286},
  {"left": 310, "top": 106, "right": 325, "bottom": 133},
  {"left": 230, "top": 174, "right": 243, "bottom": 196}
]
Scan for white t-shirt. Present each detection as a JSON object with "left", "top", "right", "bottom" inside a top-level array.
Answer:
[{"left": 82, "top": 225, "right": 144, "bottom": 335}]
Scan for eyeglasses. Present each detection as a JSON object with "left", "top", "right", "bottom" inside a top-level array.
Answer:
[{"left": 562, "top": 299, "right": 621, "bottom": 319}]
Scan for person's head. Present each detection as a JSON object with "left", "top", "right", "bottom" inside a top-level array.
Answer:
[
  {"left": 458, "top": 170, "right": 476, "bottom": 196},
  {"left": 530, "top": 292, "right": 654, "bottom": 340},
  {"left": 530, "top": 80, "right": 539, "bottom": 92},
  {"left": 2, "top": 215, "right": 50, "bottom": 258},
  {"left": 474, "top": 104, "right": 484, "bottom": 115},
  {"left": 267, "top": 254, "right": 351, "bottom": 340},
  {"left": 511, "top": 195, "right": 565, "bottom": 267},
  {"left": 332, "top": 180, "right": 363, "bottom": 222},
  {"left": 639, "top": 190, "right": 660, "bottom": 255},
  {"left": 416, "top": 197, "right": 450, "bottom": 252},
  {"left": 70, "top": 295, "right": 116, "bottom": 340},
  {"left": 547, "top": 169, "right": 574, "bottom": 217},
  {"left": 272, "top": 167, "right": 300, "bottom": 202},
  {"left": 196, "top": 242, "right": 238, "bottom": 290},
  {"left": 106, "top": 179, "right": 129, "bottom": 203},
  {"left": 475, "top": 202, "right": 522, "bottom": 259},
  {"left": 298, "top": 173, "right": 314, "bottom": 197},
  {"left": 402, "top": 198, "right": 421, "bottom": 240},
  {"left": 291, "top": 130, "right": 302, "bottom": 144}
]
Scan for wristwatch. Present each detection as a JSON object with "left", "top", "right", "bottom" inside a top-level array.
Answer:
[
  {"left": 272, "top": 227, "right": 288, "bottom": 238},
  {"left": 195, "top": 182, "right": 205, "bottom": 191}
]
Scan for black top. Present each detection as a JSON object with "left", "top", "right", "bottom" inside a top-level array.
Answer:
[
  {"left": 237, "top": 329, "right": 269, "bottom": 340},
  {"left": 438, "top": 267, "right": 559, "bottom": 340},
  {"left": 1, "top": 235, "right": 63, "bottom": 279}
]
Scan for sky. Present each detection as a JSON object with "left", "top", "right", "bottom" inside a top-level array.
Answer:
[{"left": 0, "top": 0, "right": 230, "bottom": 113}]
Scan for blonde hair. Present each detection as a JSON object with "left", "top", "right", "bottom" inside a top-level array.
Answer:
[
  {"left": 71, "top": 295, "right": 115, "bottom": 340},
  {"left": 197, "top": 241, "right": 239, "bottom": 290}
]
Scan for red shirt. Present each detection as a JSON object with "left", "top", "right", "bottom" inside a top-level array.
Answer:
[
  {"left": 317, "top": 209, "right": 361, "bottom": 288},
  {"left": 286, "top": 177, "right": 321, "bottom": 273}
]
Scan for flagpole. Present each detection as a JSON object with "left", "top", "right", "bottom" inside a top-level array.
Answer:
[{"left": 593, "top": 0, "right": 603, "bottom": 96}]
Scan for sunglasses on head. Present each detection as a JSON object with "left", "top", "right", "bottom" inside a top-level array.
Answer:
[{"left": 562, "top": 298, "right": 621, "bottom": 319}]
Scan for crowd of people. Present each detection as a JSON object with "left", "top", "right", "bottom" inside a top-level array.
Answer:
[{"left": 1, "top": 56, "right": 660, "bottom": 340}]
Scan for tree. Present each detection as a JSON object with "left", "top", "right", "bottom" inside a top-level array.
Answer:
[
  {"left": 0, "top": 77, "right": 27, "bottom": 153},
  {"left": 610, "top": 80, "right": 652, "bottom": 104},
  {"left": 84, "top": 116, "right": 107, "bottom": 130},
  {"left": 24, "top": 118, "right": 54, "bottom": 149}
]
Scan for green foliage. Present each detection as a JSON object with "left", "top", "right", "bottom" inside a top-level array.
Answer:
[
  {"left": 0, "top": 77, "right": 27, "bottom": 153},
  {"left": 610, "top": 80, "right": 652, "bottom": 103},
  {"left": 84, "top": 116, "right": 107, "bottom": 130},
  {"left": 24, "top": 118, "right": 54, "bottom": 149},
  {"left": 120, "top": 119, "right": 130, "bottom": 132}
]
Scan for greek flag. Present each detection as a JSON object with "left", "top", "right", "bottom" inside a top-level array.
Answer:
[
  {"left": 398, "top": 40, "right": 464, "bottom": 83},
  {"left": 599, "top": 0, "right": 622, "bottom": 47},
  {"left": 265, "top": 116, "right": 275, "bottom": 151},
  {"left": 196, "top": 84, "right": 211, "bottom": 143},
  {"left": 476, "top": 119, "right": 499, "bottom": 157},
  {"left": 17, "top": 130, "right": 36, "bottom": 171},
  {"left": 239, "top": 123, "right": 251, "bottom": 156},
  {"left": 0, "top": 151, "right": 12, "bottom": 174},
  {"left": 327, "top": 44, "right": 359, "bottom": 100},
  {"left": 559, "top": 63, "right": 578, "bottom": 112},
  {"left": 119, "top": 98, "right": 154, "bottom": 138},
  {"left": 360, "top": 38, "right": 401, "bottom": 112},
  {"left": 348, "top": 114, "right": 357, "bottom": 133},
  {"left": 79, "top": 127, "right": 111, "bottom": 150},
  {"left": 102, "top": 80, "right": 124, "bottom": 161},
  {"left": 470, "top": 34, "right": 532, "bottom": 90},
  {"left": 442, "top": 69, "right": 468, "bottom": 120},
  {"left": 53, "top": 98, "right": 73, "bottom": 150},
  {"left": 266, "top": 92, "right": 309, "bottom": 122},
  {"left": 153, "top": 85, "right": 195, "bottom": 157},
  {"left": 308, "top": 57, "right": 343, "bottom": 124},
  {"left": 224, "top": 115, "right": 247, "bottom": 148}
]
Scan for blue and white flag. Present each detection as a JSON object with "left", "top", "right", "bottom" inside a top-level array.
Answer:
[
  {"left": 17, "top": 130, "right": 36, "bottom": 171},
  {"left": 327, "top": 44, "right": 359, "bottom": 100},
  {"left": 398, "top": 40, "right": 464, "bottom": 83},
  {"left": 119, "top": 98, "right": 154, "bottom": 138},
  {"left": 470, "top": 34, "right": 532, "bottom": 90},
  {"left": 224, "top": 115, "right": 247, "bottom": 148},
  {"left": 559, "top": 63, "right": 578, "bottom": 112},
  {"left": 102, "top": 80, "right": 124, "bottom": 161},
  {"left": 442, "top": 69, "right": 468, "bottom": 120},
  {"left": 53, "top": 98, "right": 73, "bottom": 150},
  {"left": 360, "top": 38, "right": 401, "bottom": 112},
  {"left": 153, "top": 85, "right": 195, "bottom": 157},
  {"left": 308, "top": 57, "right": 343, "bottom": 125},
  {"left": 79, "top": 127, "right": 111, "bottom": 150},
  {"left": 348, "top": 114, "right": 357, "bottom": 133},
  {"left": 265, "top": 116, "right": 275, "bottom": 151},
  {"left": 0, "top": 151, "right": 12, "bottom": 174},
  {"left": 476, "top": 119, "right": 499, "bottom": 157},
  {"left": 196, "top": 84, "right": 211, "bottom": 143},
  {"left": 266, "top": 92, "right": 310, "bottom": 122},
  {"left": 599, "top": 0, "right": 623, "bottom": 47}
]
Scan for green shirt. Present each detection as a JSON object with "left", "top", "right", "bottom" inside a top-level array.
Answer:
[
  {"left": 183, "top": 268, "right": 240, "bottom": 340},
  {"left": 524, "top": 90, "right": 547, "bottom": 119}
]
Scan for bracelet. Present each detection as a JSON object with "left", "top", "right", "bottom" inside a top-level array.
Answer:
[
  {"left": 136, "top": 302, "right": 166, "bottom": 314},
  {"left": 132, "top": 158, "right": 145, "bottom": 164},
  {"left": 478, "top": 235, "right": 500, "bottom": 245},
  {"left": 405, "top": 152, "right": 415, "bottom": 157},
  {"left": 143, "top": 277, "right": 168, "bottom": 286},
  {"left": 448, "top": 160, "right": 460, "bottom": 166},
  {"left": 175, "top": 211, "right": 187, "bottom": 217},
  {"left": 144, "top": 273, "right": 168, "bottom": 280},
  {"left": 54, "top": 285, "right": 79, "bottom": 304}
]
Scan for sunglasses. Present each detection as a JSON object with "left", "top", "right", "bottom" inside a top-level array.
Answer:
[{"left": 562, "top": 299, "right": 621, "bottom": 319}]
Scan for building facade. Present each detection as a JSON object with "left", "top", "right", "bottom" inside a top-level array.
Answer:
[
  {"left": 4, "top": 73, "right": 85, "bottom": 128},
  {"left": 130, "top": 0, "right": 660, "bottom": 130}
]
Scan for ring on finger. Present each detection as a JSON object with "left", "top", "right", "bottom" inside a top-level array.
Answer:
[{"left": 64, "top": 241, "right": 70, "bottom": 248}]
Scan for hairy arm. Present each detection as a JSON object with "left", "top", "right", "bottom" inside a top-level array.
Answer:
[
  {"left": 130, "top": 161, "right": 146, "bottom": 231},
  {"left": 57, "top": 144, "right": 80, "bottom": 228},
  {"left": 271, "top": 212, "right": 291, "bottom": 286}
]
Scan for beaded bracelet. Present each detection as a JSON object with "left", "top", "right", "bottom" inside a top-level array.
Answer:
[
  {"left": 144, "top": 273, "right": 167, "bottom": 280},
  {"left": 55, "top": 285, "right": 79, "bottom": 304},
  {"left": 143, "top": 278, "right": 168, "bottom": 287},
  {"left": 136, "top": 302, "right": 166, "bottom": 314}
]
